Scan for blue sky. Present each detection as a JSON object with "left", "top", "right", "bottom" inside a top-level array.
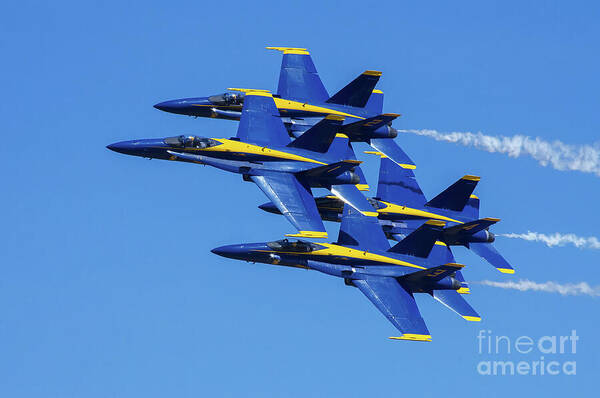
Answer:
[{"left": 2, "top": 1, "right": 599, "bottom": 396}]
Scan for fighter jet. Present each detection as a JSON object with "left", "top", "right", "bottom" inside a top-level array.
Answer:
[
  {"left": 107, "top": 91, "right": 377, "bottom": 239},
  {"left": 153, "top": 47, "right": 412, "bottom": 168},
  {"left": 212, "top": 205, "right": 480, "bottom": 341},
  {"left": 260, "top": 154, "right": 514, "bottom": 274}
]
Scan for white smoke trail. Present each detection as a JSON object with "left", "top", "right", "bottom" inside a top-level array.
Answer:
[
  {"left": 477, "top": 279, "right": 600, "bottom": 297},
  {"left": 399, "top": 129, "right": 600, "bottom": 176},
  {"left": 498, "top": 232, "right": 600, "bottom": 249}
]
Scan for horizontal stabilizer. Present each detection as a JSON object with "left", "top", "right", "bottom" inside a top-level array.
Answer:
[
  {"left": 444, "top": 218, "right": 500, "bottom": 237},
  {"left": 470, "top": 243, "right": 515, "bottom": 274},
  {"left": 326, "top": 70, "right": 382, "bottom": 108},
  {"left": 432, "top": 290, "right": 481, "bottom": 321},
  {"left": 426, "top": 175, "right": 480, "bottom": 212},
  {"left": 388, "top": 220, "right": 445, "bottom": 258},
  {"left": 329, "top": 184, "right": 379, "bottom": 218},
  {"left": 401, "top": 263, "right": 464, "bottom": 285},
  {"left": 300, "top": 159, "right": 360, "bottom": 180},
  {"left": 341, "top": 114, "right": 399, "bottom": 141},
  {"left": 287, "top": 115, "right": 345, "bottom": 153}
]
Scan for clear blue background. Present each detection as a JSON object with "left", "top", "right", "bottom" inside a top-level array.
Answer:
[{"left": 2, "top": 1, "right": 599, "bottom": 396}]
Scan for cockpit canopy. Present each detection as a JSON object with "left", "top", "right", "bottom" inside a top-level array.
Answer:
[
  {"left": 208, "top": 92, "right": 245, "bottom": 106},
  {"left": 164, "top": 135, "right": 221, "bottom": 149},
  {"left": 266, "top": 239, "right": 321, "bottom": 252}
]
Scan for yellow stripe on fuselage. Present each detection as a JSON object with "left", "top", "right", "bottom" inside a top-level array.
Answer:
[
  {"left": 191, "top": 138, "right": 327, "bottom": 165},
  {"left": 273, "top": 97, "right": 365, "bottom": 120},
  {"left": 255, "top": 243, "right": 425, "bottom": 269},
  {"left": 307, "top": 243, "right": 426, "bottom": 269},
  {"left": 377, "top": 201, "right": 462, "bottom": 223}
]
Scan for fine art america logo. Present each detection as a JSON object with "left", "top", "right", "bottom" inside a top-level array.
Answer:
[{"left": 476, "top": 330, "right": 578, "bottom": 376}]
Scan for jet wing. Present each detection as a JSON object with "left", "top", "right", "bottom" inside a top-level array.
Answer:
[
  {"left": 352, "top": 277, "right": 431, "bottom": 341},
  {"left": 250, "top": 172, "right": 328, "bottom": 239},
  {"left": 267, "top": 47, "right": 329, "bottom": 103},
  {"left": 341, "top": 113, "right": 400, "bottom": 141},
  {"left": 236, "top": 91, "right": 291, "bottom": 147}
]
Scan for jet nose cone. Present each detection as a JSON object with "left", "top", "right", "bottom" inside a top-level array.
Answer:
[
  {"left": 153, "top": 100, "right": 177, "bottom": 112},
  {"left": 106, "top": 140, "right": 133, "bottom": 154},
  {"left": 154, "top": 97, "right": 213, "bottom": 116},
  {"left": 210, "top": 246, "right": 227, "bottom": 256},
  {"left": 211, "top": 244, "right": 242, "bottom": 258}
]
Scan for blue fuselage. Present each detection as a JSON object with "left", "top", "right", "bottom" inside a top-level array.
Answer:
[
  {"left": 106, "top": 135, "right": 359, "bottom": 186},
  {"left": 211, "top": 240, "right": 458, "bottom": 290}
]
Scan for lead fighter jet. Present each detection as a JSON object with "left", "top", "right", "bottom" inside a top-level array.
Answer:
[
  {"left": 107, "top": 91, "right": 376, "bottom": 239},
  {"left": 212, "top": 205, "right": 481, "bottom": 341}
]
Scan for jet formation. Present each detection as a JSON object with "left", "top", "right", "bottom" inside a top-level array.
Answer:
[{"left": 107, "top": 47, "right": 514, "bottom": 341}]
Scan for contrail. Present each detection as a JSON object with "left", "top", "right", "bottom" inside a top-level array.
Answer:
[
  {"left": 498, "top": 232, "right": 600, "bottom": 249},
  {"left": 477, "top": 279, "right": 600, "bottom": 297},
  {"left": 399, "top": 129, "right": 600, "bottom": 176}
]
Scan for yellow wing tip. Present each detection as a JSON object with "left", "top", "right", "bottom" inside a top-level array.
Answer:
[
  {"left": 343, "top": 159, "right": 362, "bottom": 165},
  {"left": 266, "top": 46, "right": 308, "bottom": 51},
  {"left": 266, "top": 46, "right": 309, "bottom": 55},
  {"left": 444, "top": 262, "right": 465, "bottom": 269},
  {"left": 462, "top": 175, "right": 481, "bottom": 181},
  {"left": 457, "top": 287, "right": 471, "bottom": 294},
  {"left": 389, "top": 334, "right": 432, "bottom": 342},
  {"left": 470, "top": 194, "right": 479, "bottom": 199},
  {"left": 399, "top": 163, "right": 416, "bottom": 169},
  {"left": 361, "top": 211, "right": 379, "bottom": 217},
  {"left": 498, "top": 268, "right": 515, "bottom": 274},
  {"left": 434, "top": 241, "right": 447, "bottom": 246},
  {"left": 285, "top": 231, "right": 328, "bottom": 239},
  {"left": 363, "top": 70, "right": 383, "bottom": 76},
  {"left": 463, "top": 316, "right": 482, "bottom": 322},
  {"left": 325, "top": 114, "right": 345, "bottom": 121},
  {"left": 355, "top": 184, "right": 370, "bottom": 191},
  {"left": 364, "top": 150, "right": 388, "bottom": 158},
  {"left": 372, "top": 89, "right": 383, "bottom": 94},
  {"left": 425, "top": 220, "right": 446, "bottom": 227},
  {"left": 482, "top": 217, "right": 501, "bottom": 222}
]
